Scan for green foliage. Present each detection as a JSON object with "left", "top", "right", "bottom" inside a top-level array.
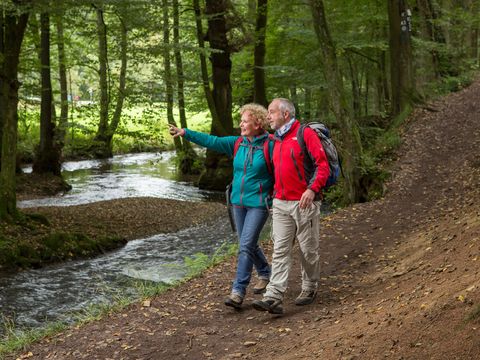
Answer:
[
  {"left": 16, "top": 100, "right": 213, "bottom": 162},
  {"left": 0, "top": 316, "right": 67, "bottom": 359}
]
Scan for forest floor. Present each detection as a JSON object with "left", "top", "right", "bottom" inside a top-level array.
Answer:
[{"left": 6, "top": 78, "right": 480, "bottom": 360}]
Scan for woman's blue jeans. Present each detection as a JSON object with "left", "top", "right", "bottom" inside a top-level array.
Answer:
[{"left": 231, "top": 206, "right": 271, "bottom": 297}]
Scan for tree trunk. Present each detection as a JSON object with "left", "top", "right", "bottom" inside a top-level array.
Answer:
[
  {"left": 388, "top": 0, "right": 415, "bottom": 116},
  {"left": 468, "top": 0, "right": 479, "bottom": 62},
  {"left": 289, "top": 85, "right": 299, "bottom": 117},
  {"left": 304, "top": 87, "right": 312, "bottom": 121},
  {"left": 173, "top": 0, "right": 196, "bottom": 174},
  {"left": 33, "top": 11, "right": 62, "bottom": 175},
  {"left": 416, "top": 0, "right": 448, "bottom": 78},
  {"left": 253, "top": 0, "right": 268, "bottom": 107},
  {"left": 162, "top": 0, "right": 182, "bottom": 152},
  {"left": 0, "top": 12, "right": 4, "bottom": 168},
  {"left": 93, "top": 4, "right": 111, "bottom": 158},
  {"left": 195, "top": 0, "right": 234, "bottom": 190},
  {"left": 375, "top": 50, "right": 389, "bottom": 115},
  {"left": 347, "top": 54, "right": 361, "bottom": 119},
  {"left": 192, "top": 0, "right": 220, "bottom": 126},
  {"left": 108, "top": 13, "right": 128, "bottom": 150},
  {"left": 0, "top": 9, "right": 29, "bottom": 221},
  {"left": 56, "top": 2, "right": 68, "bottom": 150},
  {"left": 309, "top": 0, "right": 364, "bottom": 204}
]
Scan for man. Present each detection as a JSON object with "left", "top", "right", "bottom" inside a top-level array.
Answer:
[{"left": 252, "top": 98, "right": 329, "bottom": 315}]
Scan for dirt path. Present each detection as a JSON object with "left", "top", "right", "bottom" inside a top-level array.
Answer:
[{"left": 8, "top": 79, "right": 480, "bottom": 360}]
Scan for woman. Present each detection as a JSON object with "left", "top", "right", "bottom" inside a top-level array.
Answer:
[{"left": 169, "top": 103, "right": 273, "bottom": 309}]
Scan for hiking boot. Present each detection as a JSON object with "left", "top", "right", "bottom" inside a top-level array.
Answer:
[
  {"left": 253, "top": 278, "right": 269, "bottom": 294},
  {"left": 252, "top": 298, "right": 283, "bottom": 315},
  {"left": 295, "top": 289, "right": 317, "bottom": 306},
  {"left": 224, "top": 293, "right": 243, "bottom": 309}
]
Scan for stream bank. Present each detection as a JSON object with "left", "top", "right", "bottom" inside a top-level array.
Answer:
[{"left": 0, "top": 197, "right": 226, "bottom": 271}]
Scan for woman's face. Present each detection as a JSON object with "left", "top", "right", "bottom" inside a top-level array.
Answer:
[{"left": 240, "top": 110, "right": 261, "bottom": 137}]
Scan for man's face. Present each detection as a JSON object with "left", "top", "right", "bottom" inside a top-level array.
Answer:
[{"left": 267, "top": 100, "right": 289, "bottom": 130}]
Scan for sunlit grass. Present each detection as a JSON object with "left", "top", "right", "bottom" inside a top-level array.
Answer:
[{"left": 16, "top": 101, "right": 213, "bottom": 161}]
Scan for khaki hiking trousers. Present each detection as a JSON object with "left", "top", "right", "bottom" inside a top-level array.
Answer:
[{"left": 264, "top": 198, "right": 321, "bottom": 301}]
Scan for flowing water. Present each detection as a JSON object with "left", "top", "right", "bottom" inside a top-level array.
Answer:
[
  {"left": 1, "top": 152, "right": 237, "bottom": 333},
  {"left": 19, "top": 151, "right": 221, "bottom": 208}
]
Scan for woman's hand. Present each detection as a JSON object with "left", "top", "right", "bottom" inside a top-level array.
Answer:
[{"left": 168, "top": 124, "right": 185, "bottom": 138}]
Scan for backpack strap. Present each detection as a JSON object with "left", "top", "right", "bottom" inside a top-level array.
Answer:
[
  {"left": 296, "top": 124, "right": 307, "bottom": 153},
  {"left": 262, "top": 134, "right": 274, "bottom": 176},
  {"left": 233, "top": 136, "right": 243, "bottom": 158}
]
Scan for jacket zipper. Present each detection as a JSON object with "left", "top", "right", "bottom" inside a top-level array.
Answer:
[
  {"left": 239, "top": 144, "right": 248, "bottom": 206},
  {"left": 259, "top": 183, "right": 263, "bottom": 206},
  {"left": 279, "top": 141, "right": 285, "bottom": 199}
]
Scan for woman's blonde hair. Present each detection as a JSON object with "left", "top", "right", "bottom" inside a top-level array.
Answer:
[{"left": 239, "top": 103, "right": 269, "bottom": 130}]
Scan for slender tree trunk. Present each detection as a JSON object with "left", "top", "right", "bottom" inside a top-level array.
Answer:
[
  {"left": 108, "top": 14, "right": 127, "bottom": 151},
  {"left": 56, "top": 3, "right": 68, "bottom": 150},
  {"left": 162, "top": 0, "right": 182, "bottom": 152},
  {"left": 347, "top": 54, "right": 361, "bottom": 119},
  {"left": 192, "top": 0, "right": 220, "bottom": 126},
  {"left": 253, "top": 0, "right": 267, "bottom": 107},
  {"left": 0, "top": 12, "right": 4, "bottom": 167},
  {"left": 375, "top": 49, "right": 389, "bottom": 115},
  {"left": 290, "top": 85, "right": 298, "bottom": 117},
  {"left": 33, "top": 11, "right": 61, "bottom": 175},
  {"left": 173, "top": 0, "right": 196, "bottom": 174},
  {"left": 364, "top": 65, "right": 369, "bottom": 116},
  {"left": 304, "top": 87, "right": 312, "bottom": 121},
  {"left": 416, "top": 0, "right": 448, "bottom": 78},
  {"left": 0, "top": 9, "right": 29, "bottom": 221},
  {"left": 309, "top": 0, "right": 364, "bottom": 203},
  {"left": 388, "top": 0, "right": 415, "bottom": 116},
  {"left": 468, "top": 0, "right": 479, "bottom": 62},
  {"left": 93, "top": 4, "right": 111, "bottom": 158}
]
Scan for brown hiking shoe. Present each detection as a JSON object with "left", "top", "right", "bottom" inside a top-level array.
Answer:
[
  {"left": 224, "top": 293, "right": 243, "bottom": 309},
  {"left": 253, "top": 278, "right": 269, "bottom": 294},
  {"left": 295, "top": 289, "right": 317, "bottom": 306}
]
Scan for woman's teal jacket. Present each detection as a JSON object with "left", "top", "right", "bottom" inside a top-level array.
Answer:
[{"left": 184, "top": 129, "right": 274, "bottom": 208}]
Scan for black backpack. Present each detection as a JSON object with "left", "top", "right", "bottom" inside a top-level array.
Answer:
[{"left": 297, "top": 122, "right": 340, "bottom": 188}]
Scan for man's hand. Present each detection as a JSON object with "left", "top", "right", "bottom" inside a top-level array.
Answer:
[
  {"left": 168, "top": 124, "right": 185, "bottom": 138},
  {"left": 299, "top": 188, "right": 315, "bottom": 209}
]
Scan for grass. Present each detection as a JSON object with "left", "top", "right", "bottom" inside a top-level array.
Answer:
[{"left": 17, "top": 102, "right": 213, "bottom": 162}]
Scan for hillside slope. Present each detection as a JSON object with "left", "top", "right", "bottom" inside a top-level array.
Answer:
[{"left": 9, "top": 79, "right": 480, "bottom": 360}]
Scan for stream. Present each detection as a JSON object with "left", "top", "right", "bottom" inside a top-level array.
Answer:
[{"left": 0, "top": 152, "right": 238, "bottom": 333}]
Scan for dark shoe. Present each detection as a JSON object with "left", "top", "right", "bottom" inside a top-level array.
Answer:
[
  {"left": 252, "top": 298, "right": 283, "bottom": 315},
  {"left": 253, "top": 278, "right": 269, "bottom": 294},
  {"left": 295, "top": 289, "right": 317, "bottom": 306},
  {"left": 224, "top": 293, "right": 243, "bottom": 309}
]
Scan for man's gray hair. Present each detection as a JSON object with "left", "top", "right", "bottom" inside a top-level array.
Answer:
[{"left": 275, "top": 98, "right": 296, "bottom": 119}]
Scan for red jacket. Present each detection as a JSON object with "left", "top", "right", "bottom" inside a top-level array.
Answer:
[{"left": 272, "top": 120, "right": 330, "bottom": 201}]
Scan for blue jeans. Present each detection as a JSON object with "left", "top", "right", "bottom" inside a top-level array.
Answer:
[{"left": 231, "top": 206, "right": 271, "bottom": 297}]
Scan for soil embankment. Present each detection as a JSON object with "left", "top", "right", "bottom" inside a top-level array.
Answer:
[{"left": 7, "top": 79, "right": 480, "bottom": 359}]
